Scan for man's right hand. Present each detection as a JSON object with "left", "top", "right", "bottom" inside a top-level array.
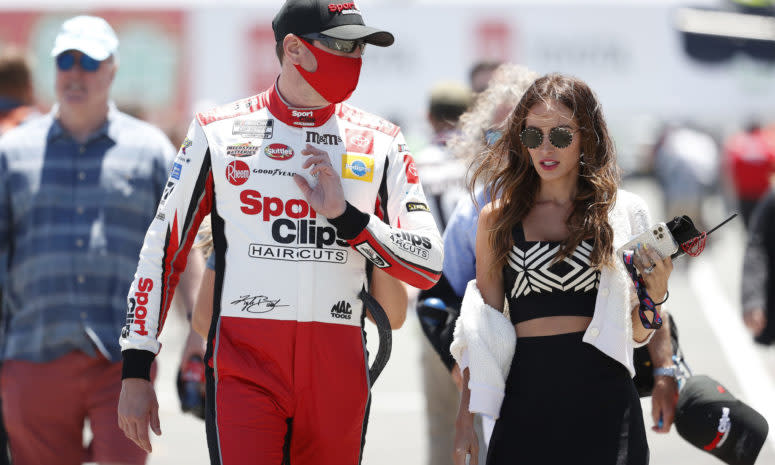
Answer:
[{"left": 118, "top": 378, "right": 161, "bottom": 453}]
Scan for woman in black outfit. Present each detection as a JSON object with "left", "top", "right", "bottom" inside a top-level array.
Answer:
[{"left": 453, "top": 74, "right": 673, "bottom": 465}]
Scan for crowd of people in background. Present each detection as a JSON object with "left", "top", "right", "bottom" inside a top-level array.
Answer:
[{"left": 0, "top": 3, "right": 774, "bottom": 465}]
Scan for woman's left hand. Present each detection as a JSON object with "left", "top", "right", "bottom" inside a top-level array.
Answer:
[{"left": 633, "top": 243, "right": 673, "bottom": 302}]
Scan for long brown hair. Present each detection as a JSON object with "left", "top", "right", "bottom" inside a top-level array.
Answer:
[{"left": 469, "top": 73, "right": 620, "bottom": 273}]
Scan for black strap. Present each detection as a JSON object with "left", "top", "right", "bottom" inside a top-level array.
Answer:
[{"left": 359, "top": 287, "right": 392, "bottom": 387}]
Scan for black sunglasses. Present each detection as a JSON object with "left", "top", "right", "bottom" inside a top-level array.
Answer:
[
  {"left": 519, "top": 126, "right": 576, "bottom": 149},
  {"left": 300, "top": 33, "right": 366, "bottom": 55},
  {"left": 56, "top": 52, "right": 102, "bottom": 72}
]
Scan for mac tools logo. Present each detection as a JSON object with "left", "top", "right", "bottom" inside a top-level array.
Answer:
[
  {"left": 226, "top": 160, "right": 251, "bottom": 186},
  {"left": 330, "top": 300, "right": 352, "bottom": 319},
  {"left": 264, "top": 144, "right": 294, "bottom": 161}
]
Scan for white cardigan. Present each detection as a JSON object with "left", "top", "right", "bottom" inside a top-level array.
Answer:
[{"left": 450, "top": 189, "right": 657, "bottom": 419}]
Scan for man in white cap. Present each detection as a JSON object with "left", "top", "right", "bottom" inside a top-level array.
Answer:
[{"left": 0, "top": 15, "right": 202, "bottom": 465}]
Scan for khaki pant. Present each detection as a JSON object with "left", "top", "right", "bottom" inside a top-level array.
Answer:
[{"left": 421, "top": 332, "right": 487, "bottom": 464}]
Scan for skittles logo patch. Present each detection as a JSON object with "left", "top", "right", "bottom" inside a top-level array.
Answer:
[{"left": 341, "top": 154, "right": 374, "bottom": 182}]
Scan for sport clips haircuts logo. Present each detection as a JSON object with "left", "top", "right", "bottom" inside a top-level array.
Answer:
[
  {"left": 241, "top": 189, "right": 349, "bottom": 264},
  {"left": 121, "top": 278, "right": 154, "bottom": 338},
  {"left": 389, "top": 231, "right": 432, "bottom": 260}
]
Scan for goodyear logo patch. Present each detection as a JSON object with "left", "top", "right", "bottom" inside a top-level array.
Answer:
[{"left": 341, "top": 154, "right": 374, "bottom": 182}]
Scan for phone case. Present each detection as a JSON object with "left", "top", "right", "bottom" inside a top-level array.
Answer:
[{"left": 617, "top": 222, "right": 679, "bottom": 259}]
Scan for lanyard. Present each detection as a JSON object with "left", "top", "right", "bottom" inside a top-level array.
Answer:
[{"left": 622, "top": 251, "right": 664, "bottom": 330}]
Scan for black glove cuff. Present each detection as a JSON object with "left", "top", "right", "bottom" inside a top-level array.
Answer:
[
  {"left": 328, "top": 202, "right": 370, "bottom": 240},
  {"left": 121, "top": 349, "right": 155, "bottom": 380}
]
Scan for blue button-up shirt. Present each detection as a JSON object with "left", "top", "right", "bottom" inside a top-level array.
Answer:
[
  {"left": 443, "top": 189, "right": 489, "bottom": 297},
  {"left": 0, "top": 106, "right": 175, "bottom": 362}
]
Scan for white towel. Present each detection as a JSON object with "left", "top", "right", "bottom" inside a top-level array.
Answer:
[{"left": 450, "top": 280, "right": 516, "bottom": 419}]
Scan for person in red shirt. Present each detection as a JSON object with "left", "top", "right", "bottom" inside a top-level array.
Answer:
[{"left": 723, "top": 121, "right": 775, "bottom": 227}]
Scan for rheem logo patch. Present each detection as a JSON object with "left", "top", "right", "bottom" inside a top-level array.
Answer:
[{"left": 226, "top": 160, "right": 250, "bottom": 186}]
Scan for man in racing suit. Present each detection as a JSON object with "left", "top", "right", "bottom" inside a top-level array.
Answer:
[{"left": 117, "top": 1, "right": 443, "bottom": 464}]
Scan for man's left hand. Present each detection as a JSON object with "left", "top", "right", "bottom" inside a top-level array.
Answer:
[
  {"left": 651, "top": 375, "right": 678, "bottom": 433},
  {"left": 294, "top": 144, "right": 346, "bottom": 218}
]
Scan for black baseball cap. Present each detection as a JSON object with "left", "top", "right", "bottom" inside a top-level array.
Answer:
[
  {"left": 272, "top": 0, "right": 394, "bottom": 47},
  {"left": 674, "top": 375, "right": 769, "bottom": 465}
]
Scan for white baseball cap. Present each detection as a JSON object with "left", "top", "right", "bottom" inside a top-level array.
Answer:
[{"left": 50, "top": 16, "right": 119, "bottom": 61}]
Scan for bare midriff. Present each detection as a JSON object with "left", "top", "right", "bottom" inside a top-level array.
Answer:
[{"left": 515, "top": 316, "right": 592, "bottom": 338}]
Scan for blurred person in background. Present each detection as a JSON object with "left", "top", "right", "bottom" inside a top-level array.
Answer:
[
  {"left": 468, "top": 60, "right": 501, "bottom": 95},
  {"left": 413, "top": 80, "right": 471, "bottom": 465},
  {"left": 741, "top": 174, "right": 775, "bottom": 346},
  {"left": 0, "top": 44, "right": 38, "bottom": 465},
  {"left": 652, "top": 123, "right": 719, "bottom": 231},
  {"left": 723, "top": 119, "right": 775, "bottom": 228},
  {"left": 117, "top": 1, "right": 443, "bottom": 464},
  {"left": 0, "top": 48, "right": 36, "bottom": 135},
  {"left": 419, "top": 64, "right": 538, "bottom": 462},
  {"left": 452, "top": 74, "right": 672, "bottom": 465},
  {"left": 427, "top": 64, "right": 538, "bottom": 464},
  {"left": 0, "top": 16, "right": 203, "bottom": 465},
  {"left": 415, "top": 81, "right": 472, "bottom": 232}
]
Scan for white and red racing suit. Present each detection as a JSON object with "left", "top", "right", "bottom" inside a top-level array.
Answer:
[{"left": 119, "top": 84, "right": 442, "bottom": 465}]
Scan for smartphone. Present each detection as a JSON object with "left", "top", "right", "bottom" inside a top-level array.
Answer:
[{"left": 617, "top": 222, "right": 679, "bottom": 259}]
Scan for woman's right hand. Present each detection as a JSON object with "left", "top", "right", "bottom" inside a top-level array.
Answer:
[{"left": 453, "top": 407, "right": 479, "bottom": 465}]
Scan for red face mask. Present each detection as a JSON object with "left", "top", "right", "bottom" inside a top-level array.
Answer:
[{"left": 295, "top": 39, "right": 362, "bottom": 104}]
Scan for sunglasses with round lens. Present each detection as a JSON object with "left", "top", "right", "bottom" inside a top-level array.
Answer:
[
  {"left": 300, "top": 33, "right": 366, "bottom": 55},
  {"left": 519, "top": 126, "right": 575, "bottom": 149},
  {"left": 56, "top": 52, "right": 101, "bottom": 72}
]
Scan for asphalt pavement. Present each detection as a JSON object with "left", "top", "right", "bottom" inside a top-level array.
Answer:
[{"left": 137, "top": 178, "right": 775, "bottom": 465}]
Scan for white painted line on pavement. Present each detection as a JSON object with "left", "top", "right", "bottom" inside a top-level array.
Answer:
[{"left": 689, "top": 259, "right": 775, "bottom": 453}]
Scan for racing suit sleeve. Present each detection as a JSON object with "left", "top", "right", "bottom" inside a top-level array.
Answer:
[
  {"left": 119, "top": 119, "right": 214, "bottom": 380},
  {"left": 328, "top": 131, "right": 443, "bottom": 290}
]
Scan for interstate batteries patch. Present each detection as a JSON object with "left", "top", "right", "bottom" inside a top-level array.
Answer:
[
  {"left": 226, "top": 142, "right": 260, "bottom": 157},
  {"left": 341, "top": 154, "right": 374, "bottom": 182}
]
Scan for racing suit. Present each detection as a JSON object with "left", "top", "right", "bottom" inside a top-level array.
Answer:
[{"left": 119, "top": 84, "right": 443, "bottom": 465}]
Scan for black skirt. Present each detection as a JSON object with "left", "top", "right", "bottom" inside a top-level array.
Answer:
[{"left": 486, "top": 331, "right": 649, "bottom": 465}]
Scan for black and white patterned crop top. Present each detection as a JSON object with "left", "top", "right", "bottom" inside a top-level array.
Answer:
[{"left": 502, "top": 223, "right": 601, "bottom": 325}]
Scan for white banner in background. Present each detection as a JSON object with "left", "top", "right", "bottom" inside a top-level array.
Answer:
[{"left": 187, "top": 4, "right": 775, "bottom": 152}]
